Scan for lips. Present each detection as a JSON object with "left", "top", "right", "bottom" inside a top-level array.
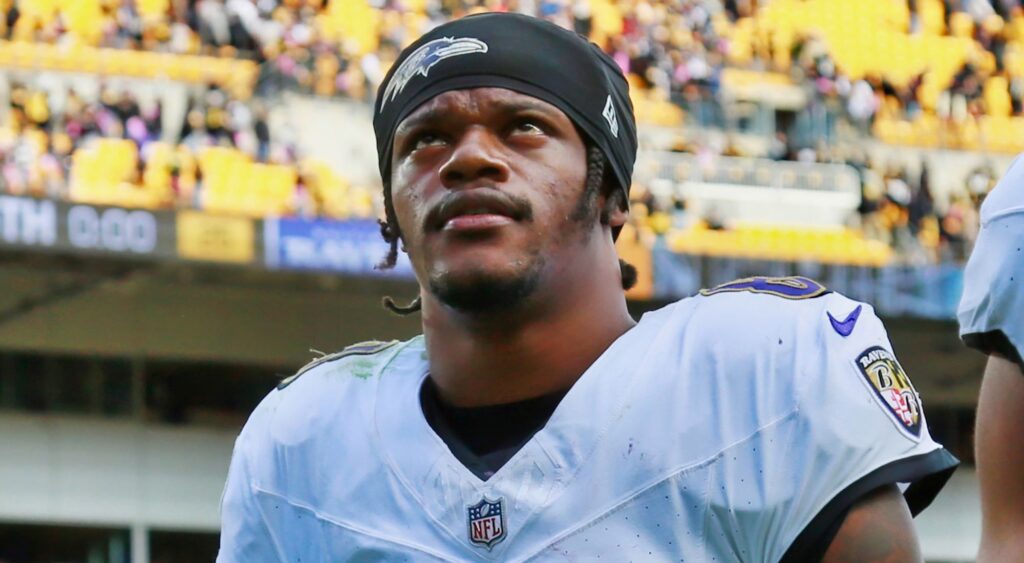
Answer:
[{"left": 427, "top": 189, "right": 528, "bottom": 232}]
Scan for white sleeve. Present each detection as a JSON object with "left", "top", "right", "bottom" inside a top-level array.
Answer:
[
  {"left": 216, "top": 387, "right": 300, "bottom": 563},
  {"left": 217, "top": 436, "right": 280, "bottom": 563},
  {"left": 217, "top": 382, "right": 336, "bottom": 563},
  {"left": 772, "top": 295, "right": 958, "bottom": 561},
  {"left": 958, "top": 210, "right": 1024, "bottom": 367}
]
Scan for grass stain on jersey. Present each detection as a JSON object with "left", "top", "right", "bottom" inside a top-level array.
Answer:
[{"left": 352, "top": 359, "right": 377, "bottom": 379}]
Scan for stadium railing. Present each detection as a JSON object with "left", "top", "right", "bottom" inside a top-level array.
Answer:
[
  {"left": 634, "top": 152, "right": 889, "bottom": 266},
  {"left": 0, "top": 41, "right": 258, "bottom": 99},
  {"left": 640, "top": 151, "right": 860, "bottom": 194}
]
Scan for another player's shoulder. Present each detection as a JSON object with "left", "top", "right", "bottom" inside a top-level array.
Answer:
[
  {"left": 959, "top": 156, "right": 1024, "bottom": 365},
  {"left": 980, "top": 155, "right": 1024, "bottom": 224},
  {"left": 959, "top": 173, "right": 1024, "bottom": 364}
]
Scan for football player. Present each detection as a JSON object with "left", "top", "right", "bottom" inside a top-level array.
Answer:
[
  {"left": 958, "top": 155, "right": 1024, "bottom": 561},
  {"left": 218, "top": 13, "right": 957, "bottom": 561}
]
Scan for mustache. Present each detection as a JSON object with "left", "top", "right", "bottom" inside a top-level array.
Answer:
[{"left": 424, "top": 188, "right": 534, "bottom": 232}]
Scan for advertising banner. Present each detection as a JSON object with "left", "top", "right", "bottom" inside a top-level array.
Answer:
[
  {"left": 177, "top": 212, "right": 256, "bottom": 264},
  {"left": 0, "top": 195, "right": 175, "bottom": 260},
  {"left": 264, "top": 217, "right": 414, "bottom": 277}
]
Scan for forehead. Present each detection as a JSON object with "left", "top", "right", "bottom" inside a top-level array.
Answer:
[{"left": 396, "top": 87, "right": 571, "bottom": 132}]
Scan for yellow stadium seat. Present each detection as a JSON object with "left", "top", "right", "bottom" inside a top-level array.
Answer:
[
  {"left": 325, "top": 0, "right": 381, "bottom": 54},
  {"left": 755, "top": 0, "right": 972, "bottom": 100},
  {"left": 62, "top": 0, "right": 103, "bottom": 45},
  {"left": 958, "top": 118, "right": 981, "bottom": 150},
  {"left": 950, "top": 11, "right": 974, "bottom": 38},
  {"left": 69, "top": 139, "right": 140, "bottom": 206},
  {"left": 137, "top": 0, "right": 169, "bottom": 19},
  {"left": 984, "top": 76, "right": 1012, "bottom": 117},
  {"left": 911, "top": 114, "right": 941, "bottom": 147},
  {"left": 591, "top": 0, "right": 623, "bottom": 45},
  {"left": 663, "top": 222, "right": 892, "bottom": 266},
  {"left": 918, "top": 0, "right": 946, "bottom": 35}
]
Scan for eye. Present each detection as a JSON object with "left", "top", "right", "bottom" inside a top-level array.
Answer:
[
  {"left": 510, "top": 119, "right": 544, "bottom": 136},
  {"left": 411, "top": 132, "right": 446, "bottom": 151}
]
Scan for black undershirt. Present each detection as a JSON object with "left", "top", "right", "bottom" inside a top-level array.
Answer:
[
  {"left": 419, "top": 377, "right": 569, "bottom": 481},
  {"left": 963, "top": 329, "right": 1024, "bottom": 369}
]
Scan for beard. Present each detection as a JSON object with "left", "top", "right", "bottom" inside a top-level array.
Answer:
[
  {"left": 425, "top": 180, "right": 601, "bottom": 314},
  {"left": 428, "top": 254, "right": 546, "bottom": 313}
]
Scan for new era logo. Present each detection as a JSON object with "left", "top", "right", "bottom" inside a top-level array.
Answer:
[{"left": 602, "top": 95, "right": 618, "bottom": 138}]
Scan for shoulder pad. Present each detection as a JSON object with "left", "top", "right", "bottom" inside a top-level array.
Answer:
[
  {"left": 277, "top": 340, "right": 400, "bottom": 390},
  {"left": 699, "top": 276, "right": 830, "bottom": 300}
]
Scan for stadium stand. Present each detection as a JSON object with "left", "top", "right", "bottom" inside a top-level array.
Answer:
[
  {"left": 0, "top": 42, "right": 259, "bottom": 98},
  {"left": 0, "top": 0, "right": 1012, "bottom": 268},
  {"left": 666, "top": 222, "right": 894, "bottom": 266},
  {"left": 0, "top": 77, "right": 377, "bottom": 219}
]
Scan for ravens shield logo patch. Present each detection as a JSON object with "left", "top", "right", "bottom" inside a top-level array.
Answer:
[{"left": 854, "top": 346, "right": 922, "bottom": 440}]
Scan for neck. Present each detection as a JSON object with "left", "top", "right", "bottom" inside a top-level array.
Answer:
[{"left": 420, "top": 254, "right": 635, "bottom": 408}]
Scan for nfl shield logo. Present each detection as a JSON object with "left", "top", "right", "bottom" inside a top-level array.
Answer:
[{"left": 467, "top": 497, "right": 506, "bottom": 550}]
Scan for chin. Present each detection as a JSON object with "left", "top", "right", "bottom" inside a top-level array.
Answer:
[{"left": 428, "top": 260, "right": 544, "bottom": 313}]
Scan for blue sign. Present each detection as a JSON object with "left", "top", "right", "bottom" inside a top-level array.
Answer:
[{"left": 264, "top": 218, "right": 414, "bottom": 277}]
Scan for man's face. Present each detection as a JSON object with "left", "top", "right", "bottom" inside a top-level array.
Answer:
[{"left": 390, "top": 87, "right": 593, "bottom": 312}]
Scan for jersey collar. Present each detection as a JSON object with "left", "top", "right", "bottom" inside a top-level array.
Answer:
[{"left": 374, "top": 321, "right": 660, "bottom": 557}]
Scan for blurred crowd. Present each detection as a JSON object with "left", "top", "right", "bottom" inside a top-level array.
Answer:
[
  {"left": 0, "top": 0, "right": 1016, "bottom": 266},
  {"left": 6, "top": 0, "right": 1023, "bottom": 131},
  {"left": 0, "top": 81, "right": 282, "bottom": 208},
  {"left": 0, "top": 0, "right": 731, "bottom": 106},
  {"left": 849, "top": 155, "right": 992, "bottom": 264},
  {"left": 5, "top": 0, "right": 1024, "bottom": 117},
  {"left": 631, "top": 135, "right": 998, "bottom": 265},
  {"left": 784, "top": 22, "right": 1024, "bottom": 142}
]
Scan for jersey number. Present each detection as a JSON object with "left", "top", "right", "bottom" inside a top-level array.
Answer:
[{"left": 699, "top": 276, "right": 829, "bottom": 300}]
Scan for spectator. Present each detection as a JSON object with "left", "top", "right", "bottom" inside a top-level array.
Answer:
[
  {"left": 253, "top": 107, "right": 271, "bottom": 163},
  {"left": 196, "top": 0, "right": 231, "bottom": 48},
  {"left": 909, "top": 161, "right": 936, "bottom": 237},
  {"left": 847, "top": 79, "right": 877, "bottom": 135}
]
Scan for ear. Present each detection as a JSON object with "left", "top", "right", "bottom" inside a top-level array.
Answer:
[
  {"left": 606, "top": 200, "right": 628, "bottom": 229},
  {"left": 600, "top": 188, "right": 629, "bottom": 229}
]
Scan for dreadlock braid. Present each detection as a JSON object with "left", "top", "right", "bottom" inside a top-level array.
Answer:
[
  {"left": 382, "top": 294, "right": 422, "bottom": 315},
  {"left": 377, "top": 143, "right": 636, "bottom": 314},
  {"left": 573, "top": 144, "right": 606, "bottom": 223},
  {"left": 584, "top": 145, "right": 638, "bottom": 292},
  {"left": 377, "top": 186, "right": 401, "bottom": 271},
  {"left": 376, "top": 183, "right": 421, "bottom": 315}
]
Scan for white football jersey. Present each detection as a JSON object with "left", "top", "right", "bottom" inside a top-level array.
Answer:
[
  {"left": 959, "top": 155, "right": 1024, "bottom": 366},
  {"left": 219, "top": 279, "right": 956, "bottom": 562}
]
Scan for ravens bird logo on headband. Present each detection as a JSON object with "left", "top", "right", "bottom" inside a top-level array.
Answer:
[{"left": 380, "top": 37, "right": 489, "bottom": 111}]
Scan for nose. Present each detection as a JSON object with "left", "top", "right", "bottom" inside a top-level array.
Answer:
[{"left": 438, "top": 127, "right": 510, "bottom": 188}]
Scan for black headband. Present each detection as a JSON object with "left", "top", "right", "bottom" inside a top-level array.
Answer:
[{"left": 373, "top": 12, "right": 637, "bottom": 209}]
